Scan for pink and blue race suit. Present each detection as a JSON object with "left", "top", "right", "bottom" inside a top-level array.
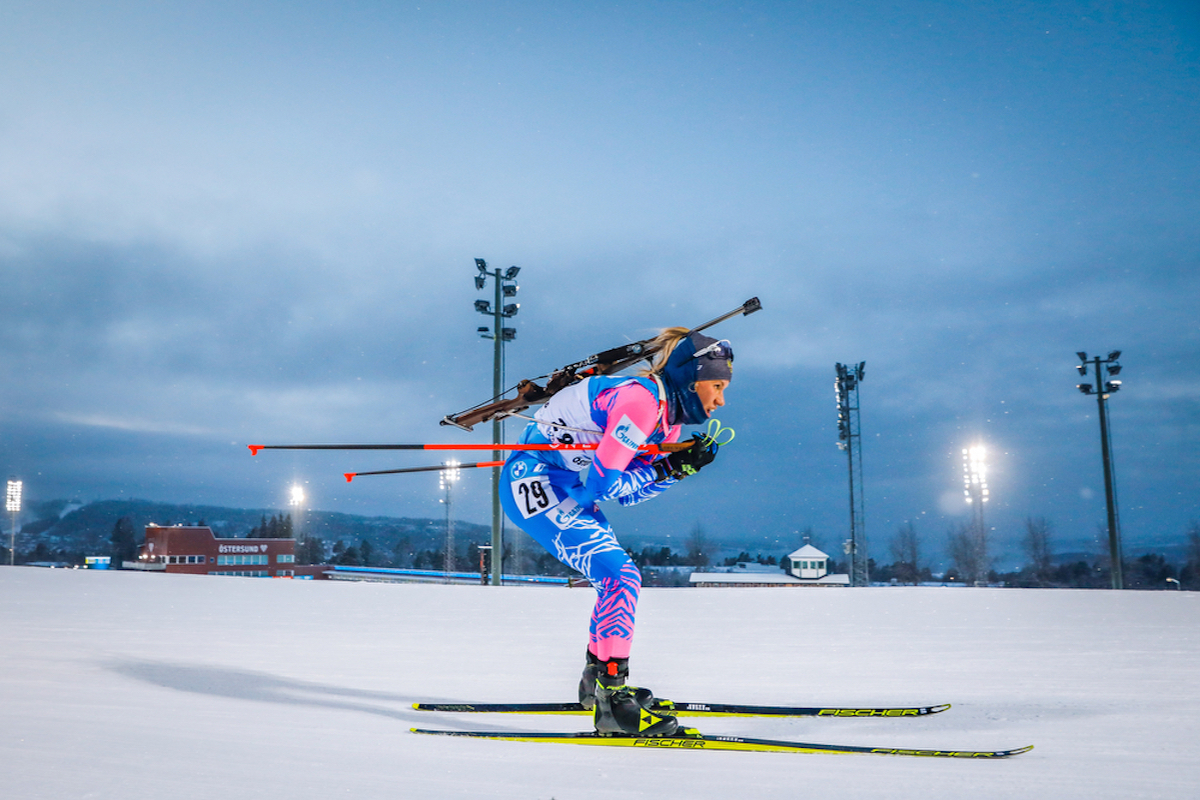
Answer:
[{"left": 499, "top": 375, "right": 681, "bottom": 661}]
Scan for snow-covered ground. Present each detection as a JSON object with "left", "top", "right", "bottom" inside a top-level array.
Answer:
[{"left": 2, "top": 567, "right": 1197, "bottom": 799}]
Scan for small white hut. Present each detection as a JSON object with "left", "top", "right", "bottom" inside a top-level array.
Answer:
[
  {"left": 688, "top": 543, "right": 849, "bottom": 587},
  {"left": 787, "top": 544, "right": 831, "bottom": 580}
]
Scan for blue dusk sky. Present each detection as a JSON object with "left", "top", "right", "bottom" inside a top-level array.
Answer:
[{"left": 2, "top": 1, "right": 1197, "bottom": 566}]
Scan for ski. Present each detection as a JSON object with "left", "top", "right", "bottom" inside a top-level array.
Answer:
[
  {"left": 413, "top": 700, "right": 951, "bottom": 718},
  {"left": 410, "top": 727, "right": 1033, "bottom": 759}
]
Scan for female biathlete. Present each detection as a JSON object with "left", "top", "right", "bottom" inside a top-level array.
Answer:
[{"left": 499, "top": 327, "right": 734, "bottom": 737}]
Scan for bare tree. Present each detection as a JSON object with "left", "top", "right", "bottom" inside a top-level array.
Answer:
[
  {"left": 1023, "top": 516, "right": 1054, "bottom": 584},
  {"left": 1092, "top": 522, "right": 1117, "bottom": 575},
  {"left": 889, "top": 522, "right": 921, "bottom": 585},
  {"left": 947, "top": 520, "right": 990, "bottom": 584},
  {"left": 684, "top": 523, "right": 715, "bottom": 567},
  {"left": 1182, "top": 521, "right": 1200, "bottom": 589}
]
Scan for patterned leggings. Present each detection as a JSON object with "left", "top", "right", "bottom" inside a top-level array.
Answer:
[{"left": 499, "top": 454, "right": 641, "bottom": 661}]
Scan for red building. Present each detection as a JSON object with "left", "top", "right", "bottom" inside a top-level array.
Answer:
[{"left": 133, "top": 525, "right": 298, "bottom": 578}]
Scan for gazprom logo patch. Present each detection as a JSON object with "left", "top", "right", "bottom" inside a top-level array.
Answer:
[
  {"left": 611, "top": 415, "right": 648, "bottom": 450},
  {"left": 550, "top": 499, "right": 583, "bottom": 530}
]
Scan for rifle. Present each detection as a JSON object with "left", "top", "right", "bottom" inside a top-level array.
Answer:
[{"left": 440, "top": 297, "right": 762, "bottom": 431}]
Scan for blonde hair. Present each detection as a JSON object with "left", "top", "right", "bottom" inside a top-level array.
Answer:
[{"left": 637, "top": 327, "right": 691, "bottom": 377}]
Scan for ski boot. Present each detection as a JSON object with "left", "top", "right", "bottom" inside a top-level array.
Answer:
[
  {"left": 592, "top": 657, "right": 678, "bottom": 737},
  {"left": 578, "top": 649, "right": 603, "bottom": 709},
  {"left": 579, "top": 650, "right": 658, "bottom": 711}
]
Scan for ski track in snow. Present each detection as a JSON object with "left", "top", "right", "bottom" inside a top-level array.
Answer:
[{"left": 2, "top": 567, "right": 1197, "bottom": 799}]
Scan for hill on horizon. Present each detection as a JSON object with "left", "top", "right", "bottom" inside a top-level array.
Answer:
[{"left": 17, "top": 498, "right": 491, "bottom": 565}]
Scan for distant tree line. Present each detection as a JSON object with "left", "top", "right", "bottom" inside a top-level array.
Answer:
[
  {"left": 247, "top": 514, "right": 294, "bottom": 539},
  {"left": 3, "top": 501, "right": 485, "bottom": 570},
  {"left": 112, "top": 517, "right": 137, "bottom": 564},
  {"left": 871, "top": 518, "right": 1200, "bottom": 590},
  {"left": 297, "top": 534, "right": 496, "bottom": 573},
  {"left": 9, "top": 503, "right": 1200, "bottom": 593}
]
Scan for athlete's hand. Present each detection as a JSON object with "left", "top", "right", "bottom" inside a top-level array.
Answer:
[{"left": 654, "top": 433, "right": 719, "bottom": 481}]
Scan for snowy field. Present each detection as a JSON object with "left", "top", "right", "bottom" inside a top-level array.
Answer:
[{"left": 2, "top": 567, "right": 1197, "bottom": 799}]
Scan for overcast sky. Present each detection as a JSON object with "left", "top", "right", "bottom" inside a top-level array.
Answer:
[{"left": 2, "top": 1, "right": 1197, "bottom": 567}]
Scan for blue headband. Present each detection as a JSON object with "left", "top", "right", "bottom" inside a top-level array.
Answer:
[{"left": 659, "top": 333, "right": 734, "bottom": 425}]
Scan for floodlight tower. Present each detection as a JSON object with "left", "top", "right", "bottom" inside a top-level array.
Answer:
[
  {"left": 473, "top": 259, "right": 520, "bottom": 585},
  {"left": 289, "top": 484, "right": 305, "bottom": 556},
  {"left": 835, "top": 362, "right": 868, "bottom": 586},
  {"left": 962, "top": 445, "right": 989, "bottom": 532},
  {"left": 1075, "top": 350, "right": 1125, "bottom": 590},
  {"left": 6, "top": 479, "right": 22, "bottom": 566},
  {"left": 440, "top": 460, "right": 461, "bottom": 580},
  {"left": 961, "top": 445, "right": 990, "bottom": 582}
]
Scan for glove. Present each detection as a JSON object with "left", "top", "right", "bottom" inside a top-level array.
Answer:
[{"left": 653, "top": 432, "right": 719, "bottom": 482}]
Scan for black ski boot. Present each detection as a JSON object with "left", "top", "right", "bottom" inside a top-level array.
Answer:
[
  {"left": 578, "top": 650, "right": 603, "bottom": 710},
  {"left": 592, "top": 657, "right": 678, "bottom": 737},
  {"left": 579, "top": 651, "right": 658, "bottom": 711}
]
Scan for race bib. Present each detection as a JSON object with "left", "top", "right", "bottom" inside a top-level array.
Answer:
[{"left": 510, "top": 474, "right": 554, "bottom": 520}]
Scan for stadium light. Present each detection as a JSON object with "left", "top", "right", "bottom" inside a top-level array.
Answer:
[
  {"left": 6, "top": 479, "right": 21, "bottom": 566},
  {"left": 834, "top": 362, "right": 868, "bottom": 586},
  {"left": 440, "top": 460, "right": 462, "bottom": 579},
  {"left": 962, "top": 445, "right": 989, "bottom": 556},
  {"left": 470, "top": 258, "right": 523, "bottom": 584},
  {"left": 1075, "top": 349, "right": 1126, "bottom": 589},
  {"left": 289, "top": 484, "right": 306, "bottom": 546},
  {"left": 962, "top": 446, "right": 989, "bottom": 505},
  {"left": 5, "top": 479, "right": 19, "bottom": 513},
  {"left": 439, "top": 460, "right": 461, "bottom": 491}
]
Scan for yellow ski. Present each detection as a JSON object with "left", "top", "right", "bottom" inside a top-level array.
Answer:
[
  {"left": 410, "top": 728, "right": 1033, "bottom": 759},
  {"left": 412, "top": 700, "right": 951, "bottom": 718}
]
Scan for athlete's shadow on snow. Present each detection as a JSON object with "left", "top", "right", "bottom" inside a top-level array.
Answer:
[{"left": 107, "top": 658, "right": 424, "bottom": 723}]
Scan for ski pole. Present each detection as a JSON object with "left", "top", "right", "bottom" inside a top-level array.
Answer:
[
  {"left": 342, "top": 420, "right": 737, "bottom": 481},
  {"left": 344, "top": 460, "right": 506, "bottom": 482},
  {"left": 248, "top": 441, "right": 696, "bottom": 456}
]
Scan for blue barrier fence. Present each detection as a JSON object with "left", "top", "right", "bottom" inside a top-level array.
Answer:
[{"left": 329, "top": 565, "right": 571, "bottom": 586}]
